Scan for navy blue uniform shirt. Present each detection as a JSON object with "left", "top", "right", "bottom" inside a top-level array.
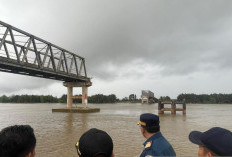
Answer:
[{"left": 140, "top": 132, "right": 176, "bottom": 157}]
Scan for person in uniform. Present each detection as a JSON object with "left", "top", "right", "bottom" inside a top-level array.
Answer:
[
  {"left": 137, "top": 113, "right": 176, "bottom": 157},
  {"left": 189, "top": 127, "right": 232, "bottom": 157}
]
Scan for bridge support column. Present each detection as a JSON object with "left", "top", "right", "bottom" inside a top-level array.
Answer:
[
  {"left": 183, "top": 99, "right": 186, "bottom": 114},
  {"left": 67, "top": 86, "right": 73, "bottom": 108},
  {"left": 82, "top": 86, "right": 88, "bottom": 107},
  {"left": 171, "top": 101, "right": 176, "bottom": 114},
  {"left": 63, "top": 81, "right": 92, "bottom": 108},
  {"left": 158, "top": 101, "right": 164, "bottom": 114}
]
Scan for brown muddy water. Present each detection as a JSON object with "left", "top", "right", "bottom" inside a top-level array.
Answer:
[{"left": 0, "top": 103, "right": 231, "bottom": 157}]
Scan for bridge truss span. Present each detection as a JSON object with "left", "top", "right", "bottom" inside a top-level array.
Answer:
[{"left": 0, "top": 21, "right": 89, "bottom": 82}]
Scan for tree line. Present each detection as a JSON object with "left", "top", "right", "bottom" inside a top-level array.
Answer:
[
  {"left": 0, "top": 94, "right": 118, "bottom": 104},
  {"left": 1, "top": 93, "right": 232, "bottom": 104},
  {"left": 59, "top": 94, "right": 118, "bottom": 103},
  {"left": 177, "top": 93, "right": 232, "bottom": 104}
]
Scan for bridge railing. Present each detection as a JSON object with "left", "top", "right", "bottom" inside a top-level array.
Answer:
[{"left": 0, "top": 21, "right": 89, "bottom": 82}]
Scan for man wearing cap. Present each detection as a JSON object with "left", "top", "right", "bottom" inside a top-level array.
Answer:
[
  {"left": 189, "top": 127, "right": 232, "bottom": 157},
  {"left": 75, "top": 128, "right": 114, "bottom": 157},
  {"left": 138, "top": 113, "right": 176, "bottom": 157}
]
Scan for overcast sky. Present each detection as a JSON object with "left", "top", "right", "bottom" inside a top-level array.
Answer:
[{"left": 1, "top": 0, "right": 232, "bottom": 99}]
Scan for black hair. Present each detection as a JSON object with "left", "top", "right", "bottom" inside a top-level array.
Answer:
[
  {"left": 143, "top": 125, "right": 160, "bottom": 133},
  {"left": 0, "top": 125, "right": 36, "bottom": 157}
]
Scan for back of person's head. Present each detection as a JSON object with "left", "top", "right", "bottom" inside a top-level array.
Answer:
[
  {"left": 0, "top": 125, "right": 36, "bottom": 157},
  {"left": 75, "top": 128, "right": 113, "bottom": 157},
  {"left": 137, "top": 113, "right": 160, "bottom": 133},
  {"left": 189, "top": 127, "right": 232, "bottom": 156}
]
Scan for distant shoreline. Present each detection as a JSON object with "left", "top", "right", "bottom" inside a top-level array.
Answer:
[
  {"left": 0, "top": 93, "right": 232, "bottom": 104},
  {"left": 0, "top": 102, "right": 232, "bottom": 105}
]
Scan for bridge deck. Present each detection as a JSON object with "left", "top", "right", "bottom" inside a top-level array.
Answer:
[{"left": 0, "top": 21, "right": 90, "bottom": 82}]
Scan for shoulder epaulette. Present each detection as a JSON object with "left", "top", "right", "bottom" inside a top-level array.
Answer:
[{"left": 144, "top": 141, "right": 152, "bottom": 149}]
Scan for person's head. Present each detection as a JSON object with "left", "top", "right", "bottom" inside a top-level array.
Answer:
[
  {"left": 189, "top": 127, "right": 232, "bottom": 157},
  {"left": 137, "top": 113, "right": 160, "bottom": 138},
  {"left": 0, "top": 125, "right": 36, "bottom": 157},
  {"left": 75, "top": 128, "right": 114, "bottom": 157}
]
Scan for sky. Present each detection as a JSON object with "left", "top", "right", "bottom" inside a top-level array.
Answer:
[{"left": 0, "top": 0, "right": 232, "bottom": 99}]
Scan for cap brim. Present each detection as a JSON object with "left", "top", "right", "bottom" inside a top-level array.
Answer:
[
  {"left": 189, "top": 131, "right": 205, "bottom": 146},
  {"left": 137, "top": 121, "right": 146, "bottom": 126}
]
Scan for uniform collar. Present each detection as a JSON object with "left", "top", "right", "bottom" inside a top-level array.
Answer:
[{"left": 143, "top": 132, "right": 162, "bottom": 146}]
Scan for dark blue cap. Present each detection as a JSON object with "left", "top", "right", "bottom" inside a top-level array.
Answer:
[
  {"left": 76, "top": 128, "right": 113, "bottom": 157},
  {"left": 189, "top": 127, "right": 232, "bottom": 156},
  {"left": 137, "top": 113, "right": 159, "bottom": 128}
]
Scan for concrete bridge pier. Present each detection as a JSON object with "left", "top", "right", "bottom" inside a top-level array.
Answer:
[
  {"left": 158, "top": 101, "right": 164, "bottom": 114},
  {"left": 67, "top": 86, "right": 73, "bottom": 108},
  {"left": 82, "top": 86, "right": 88, "bottom": 107},
  {"left": 171, "top": 101, "right": 176, "bottom": 114},
  {"left": 52, "top": 81, "right": 100, "bottom": 113},
  {"left": 158, "top": 100, "right": 186, "bottom": 115},
  {"left": 64, "top": 81, "right": 91, "bottom": 108},
  {"left": 183, "top": 100, "right": 186, "bottom": 114},
  {"left": 66, "top": 84, "right": 88, "bottom": 108}
]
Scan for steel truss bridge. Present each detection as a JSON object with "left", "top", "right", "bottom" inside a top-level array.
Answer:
[{"left": 0, "top": 21, "right": 90, "bottom": 82}]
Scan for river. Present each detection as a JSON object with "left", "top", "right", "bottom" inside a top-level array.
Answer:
[{"left": 0, "top": 103, "right": 231, "bottom": 157}]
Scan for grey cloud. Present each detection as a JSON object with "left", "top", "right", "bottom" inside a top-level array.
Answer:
[{"left": 68, "top": 0, "right": 232, "bottom": 79}]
